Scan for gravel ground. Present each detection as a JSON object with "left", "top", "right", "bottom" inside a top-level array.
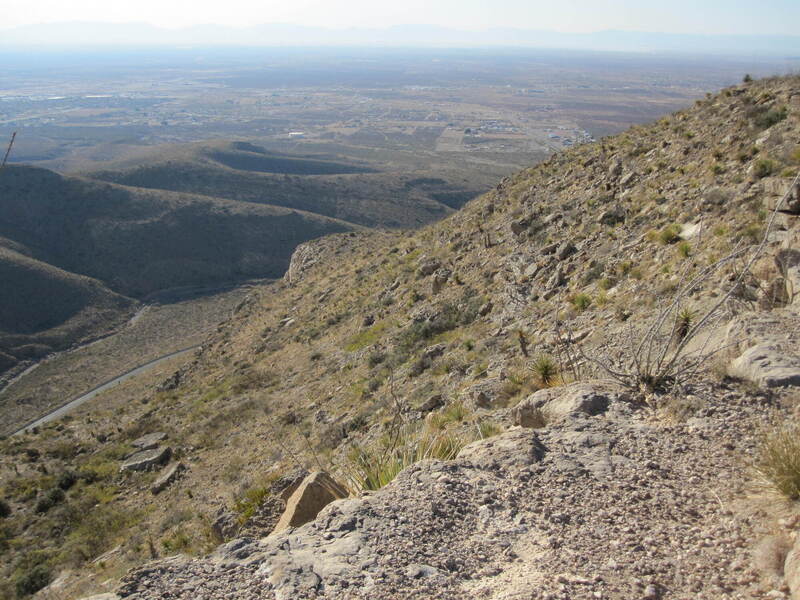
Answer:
[{"left": 117, "top": 379, "right": 788, "bottom": 600}]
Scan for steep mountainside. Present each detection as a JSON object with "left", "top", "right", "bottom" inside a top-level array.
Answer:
[
  {"left": 3, "top": 76, "right": 800, "bottom": 600},
  {"left": 83, "top": 141, "right": 475, "bottom": 228}
]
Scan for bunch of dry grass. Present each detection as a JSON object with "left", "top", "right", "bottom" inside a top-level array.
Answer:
[{"left": 755, "top": 424, "right": 800, "bottom": 500}]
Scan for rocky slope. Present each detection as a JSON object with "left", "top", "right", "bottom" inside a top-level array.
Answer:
[{"left": 3, "top": 75, "right": 800, "bottom": 600}]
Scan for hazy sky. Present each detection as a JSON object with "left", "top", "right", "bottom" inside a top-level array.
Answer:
[{"left": 4, "top": 0, "right": 800, "bottom": 34}]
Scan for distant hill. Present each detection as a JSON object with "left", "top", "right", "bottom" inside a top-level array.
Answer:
[
  {"left": 0, "top": 245, "right": 134, "bottom": 370},
  {"left": 0, "top": 163, "right": 358, "bottom": 375},
  {"left": 84, "top": 141, "right": 469, "bottom": 228}
]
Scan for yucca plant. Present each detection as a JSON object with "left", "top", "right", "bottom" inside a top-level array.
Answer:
[
  {"left": 343, "top": 428, "right": 464, "bottom": 492},
  {"left": 531, "top": 354, "right": 560, "bottom": 387}
]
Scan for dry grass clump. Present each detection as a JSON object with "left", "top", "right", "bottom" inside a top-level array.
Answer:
[
  {"left": 755, "top": 424, "right": 800, "bottom": 500},
  {"left": 343, "top": 428, "right": 464, "bottom": 492}
]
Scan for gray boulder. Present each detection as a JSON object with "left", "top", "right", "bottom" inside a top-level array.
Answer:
[
  {"left": 457, "top": 428, "right": 546, "bottom": 470},
  {"left": 151, "top": 462, "right": 185, "bottom": 495},
  {"left": 513, "top": 381, "right": 619, "bottom": 426},
  {"left": 120, "top": 446, "right": 172, "bottom": 472},
  {"left": 131, "top": 432, "right": 167, "bottom": 451}
]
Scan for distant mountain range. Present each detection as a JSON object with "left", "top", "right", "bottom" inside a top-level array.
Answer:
[{"left": 2, "top": 22, "right": 800, "bottom": 55}]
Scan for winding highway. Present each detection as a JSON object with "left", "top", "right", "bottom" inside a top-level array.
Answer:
[{"left": 12, "top": 345, "right": 198, "bottom": 436}]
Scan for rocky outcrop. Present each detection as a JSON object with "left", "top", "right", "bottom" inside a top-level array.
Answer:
[
  {"left": 131, "top": 432, "right": 167, "bottom": 451},
  {"left": 512, "top": 380, "right": 621, "bottom": 426},
  {"left": 786, "top": 537, "right": 800, "bottom": 600},
  {"left": 726, "top": 309, "right": 800, "bottom": 388},
  {"left": 120, "top": 446, "right": 172, "bottom": 472},
  {"left": 271, "top": 471, "right": 349, "bottom": 534},
  {"left": 151, "top": 462, "right": 185, "bottom": 494}
]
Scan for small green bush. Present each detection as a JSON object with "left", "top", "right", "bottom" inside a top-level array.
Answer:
[
  {"left": 345, "top": 430, "right": 464, "bottom": 491},
  {"left": 14, "top": 564, "right": 51, "bottom": 597},
  {"left": 754, "top": 106, "right": 788, "bottom": 130},
  {"left": 531, "top": 355, "right": 559, "bottom": 387},
  {"left": 572, "top": 293, "right": 592, "bottom": 312},
  {"left": 34, "top": 488, "right": 64, "bottom": 514},
  {"left": 754, "top": 159, "right": 777, "bottom": 179},
  {"left": 677, "top": 241, "right": 691, "bottom": 258},
  {"left": 658, "top": 224, "right": 682, "bottom": 245},
  {"left": 57, "top": 471, "right": 78, "bottom": 491}
]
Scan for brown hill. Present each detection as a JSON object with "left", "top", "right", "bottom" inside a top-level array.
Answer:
[{"left": 82, "top": 140, "right": 476, "bottom": 228}]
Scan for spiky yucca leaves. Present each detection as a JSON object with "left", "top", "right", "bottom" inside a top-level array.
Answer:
[{"left": 343, "top": 427, "right": 464, "bottom": 492}]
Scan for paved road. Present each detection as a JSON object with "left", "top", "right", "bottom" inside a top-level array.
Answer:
[{"left": 12, "top": 346, "right": 198, "bottom": 436}]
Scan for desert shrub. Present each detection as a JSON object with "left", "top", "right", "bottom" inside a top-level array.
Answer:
[
  {"left": 56, "top": 471, "right": 78, "bottom": 491},
  {"left": 572, "top": 293, "right": 592, "bottom": 312},
  {"left": 754, "top": 159, "right": 777, "bottom": 179},
  {"left": 162, "top": 529, "right": 192, "bottom": 553},
  {"left": 34, "top": 488, "right": 64, "bottom": 514},
  {"left": 755, "top": 424, "right": 800, "bottom": 499},
  {"left": 675, "top": 308, "right": 696, "bottom": 342},
  {"left": 477, "top": 420, "right": 502, "bottom": 439},
  {"left": 233, "top": 486, "right": 270, "bottom": 523},
  {"left": 677, "top": 241, "right": 692, "bottom": 258},
  {"left": 658, "top": 224, "right": 682, "bottom": 245},
  {"left": 14, "top": 564, "right": 51, "bottom": 597},
  {"left": 395, "top": 293, "right": 482, "bottom": 357},
  {"left": 429, "top": 402, "right": 470, "bottom": 430},
  {"left": 598, "top": 277, "right": 615, "bottom": 291},
  {"left": 754, "top": 106, "right": 788, "bottom": 130},
  {"left": 366, "top": 350, "right": 385, "bottom": 368}
]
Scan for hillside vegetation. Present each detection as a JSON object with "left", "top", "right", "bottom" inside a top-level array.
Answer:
[{"left": 3, "top": 76, "right": 800, "bottom": 599}]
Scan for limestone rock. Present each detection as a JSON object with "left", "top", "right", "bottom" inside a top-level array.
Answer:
[
  {"left": 272, "top": 471, "right": 349, "bottom": 534},
  {"left": 729, "top": 343, "right": 800, "bottom": 388},
  {"left": 510, "top": 215, "right": 534, "bottom": 236},
  {"left": 725, "top": 310, "right": 800, "bottom": 388},
  {"left": 131, "top": 432, "right": 167, "bottom": 451},
  {"left": 419, "top": 394, "right": 444, "bottom": 412},
  {"left": 431, "top": 268, "right": 451, "bottom": 294},
  {"left": 460, "top": 378, "right": 504, "bottom": 409},
  {"left": 457, "top": 428, "right": 546, "bottom": 470},
  {"left": 284, "top": 241, "right": 324, "bottom": 284},
  {"left": 513, "top": 381, "right": 619, "bottom": 426},
  {"left": 211, "top": 507, "right": 240, "bottom": 542},
  {"left": 151, "top": 462, "right": 185, "bottom": 495},
  {"left": 785, "top": 536, "right": 800, "bottom": 600},
  {"left": 555, "top": 241, "right": 577, "bottom": 261},
  {"left": 120, "top": 446, "right": 172, "bottom": 472},
  {"left": 598, "top": 206, "right": 625, "bottom": 226},
  {"left": 416, "top": 257, "right": 441, "bottom": 277},
  {"left": 763, "top": 177, "right": 800, "bottom": 214}
]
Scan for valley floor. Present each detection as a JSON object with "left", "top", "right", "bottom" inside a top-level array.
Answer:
[{"left": 0, "top": 284, "right": 258, "bottom": 436}]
